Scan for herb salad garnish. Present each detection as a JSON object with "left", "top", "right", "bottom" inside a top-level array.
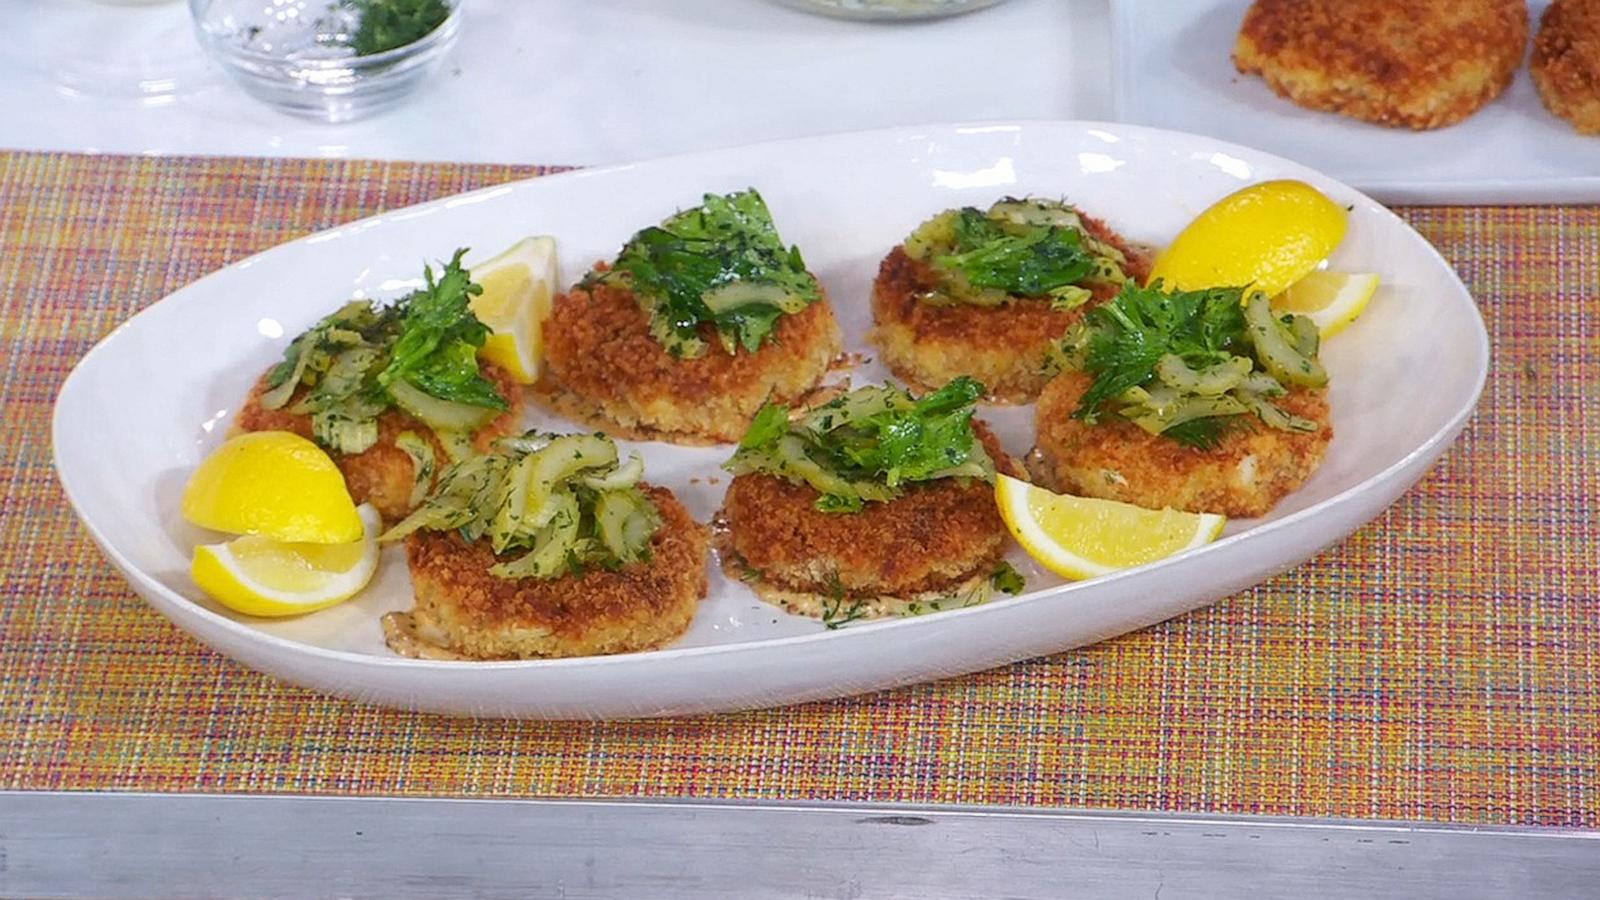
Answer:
[
  {"left": 723, "top": 376, "right": 995, "bottom": 513},
  {"left": 903, "top": 198, "right": 1130, "bottom": 310},
  {"left": 376, "top": 252, "right": 504, "bottom": 409},
  {"left": 581, "top": 189, "right": 822, "bottom": 358},
  {"left": 1059, "top": 281, "right": 1327, "bottom": 450},
  {"left": 383, "top": 432, "right": 661, "bottom": 581},
  {"left": 260, "top": 249, "right": 507, "bottom": 456}
]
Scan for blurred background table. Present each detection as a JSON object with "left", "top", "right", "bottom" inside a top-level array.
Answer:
[{"left": 2, "top": 0, "right": 1107, "bottom": 165}]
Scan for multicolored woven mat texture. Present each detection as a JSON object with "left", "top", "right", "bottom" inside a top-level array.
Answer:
[{"left": 1, "top": 152, "right": 1595, "bottom": 825}]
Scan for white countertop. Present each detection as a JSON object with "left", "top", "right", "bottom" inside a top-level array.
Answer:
[{"left": 3, "top": 0, "right": 1113, "bottom": 165}]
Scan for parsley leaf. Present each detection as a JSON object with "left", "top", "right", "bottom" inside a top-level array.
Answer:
[
  {"left": 1072, "top": 282, "right": 1250, "bottom": 423},
  {"left": 904, "top": 199, "right": 1130, "bottom": 309},
  {"left": 725, "top": 377, "right": 994, "bottom": 513},
  {"left": 378, "top": 248, "right": 507, "bottom": 411},
  {"left": 583, "top": 189, "right": 821, "bottom": 358},
  {"left": 935, "top": 208, "right": 1094, "bottom": 297}
]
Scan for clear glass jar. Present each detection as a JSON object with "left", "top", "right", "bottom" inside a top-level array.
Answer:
[{"left": 188, "top": 0, "right": 460, "bottom": 122}]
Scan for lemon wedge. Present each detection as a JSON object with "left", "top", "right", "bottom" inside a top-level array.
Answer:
[
  {"left": 995, "top": 475, "right": 1226, "bottom": 580},
  {"left": 1148, "top": 180, "right": 1348, "bottom": 298},
  {"left": 181, "top": 431, "right": 362, "bottom": 544},
  {"left": 192, "top": 504, "right": 380, "bottom": 617},
  {"left": 469, "top": 236, "right": 559, "bottom": 384},
  {"left": 1275, "top": 270, "right": 1379, "bottom": 338}
]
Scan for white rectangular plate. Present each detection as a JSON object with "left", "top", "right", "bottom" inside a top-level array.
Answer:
[
  {"left": 1110, "top": 0, "right": 1600, "bottom": 205},
  {"left": 53, "top": 121, "right": 1487, "bottom": 718}
]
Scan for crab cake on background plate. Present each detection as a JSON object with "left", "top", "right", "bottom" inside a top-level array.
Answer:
[
  {"left": 539, "top": 189, "right": 842, "bottom": 445},
  {"left": 1533, "top": 0, "right": 1600, "bottom": 135},
  {"left": 1033, "top": 283, "right": 1332, "bottom": 519},
  {"left": 381, "top": 432, "right": 709, "bottom": 660},
  {"left": 870, "top": 198, "right": 1146, "bottom": 404},
  {"left": 1233, "top": 0, "right": 1528, "bottom": 130},
  {"left": 717, "top": 377, "right": 1027, "bottom": 625},
  {"left": 236, "top": 251, "right": 520, "bottom": 522}
]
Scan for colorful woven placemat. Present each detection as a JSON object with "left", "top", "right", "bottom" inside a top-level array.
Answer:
[{"left": 1, "top": 151, "right": 1595, "bottom": 825}]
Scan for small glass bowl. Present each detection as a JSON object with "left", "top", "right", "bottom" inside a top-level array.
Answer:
[
  {"left": 188, "top": 0, "right": 460, "bottom": 122},
  {"left": 773, "top": 0, "right": 1006, "bottom": 20}
]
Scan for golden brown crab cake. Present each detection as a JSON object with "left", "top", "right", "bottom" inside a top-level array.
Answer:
[
  {"left": 869, "top": 210, "right": 1148, "bottom": 404},
  {"left": 1233, "top": 0, "right": 1528, "bottom": 130},
  {"left": 717, "top": 425, "right": 1023, "bottom": 616},
  {"left": 235, "top": 363, "right": 520, "bottom": 522},
  {"left": 1533, "top": 0, "right": 1600, "bottom": 135},
  {"left": 539, "top": 274, "right": 843, "bottom": 445},
  {"left": 400, "top": 485, "right": 708, "bottom": 660},
  {"left": 1032, "top": 371, "right": 1332, "bottom": 519}
]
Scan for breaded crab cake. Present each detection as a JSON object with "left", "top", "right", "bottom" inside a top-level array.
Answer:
[
  {"left": 1033, "top": 285, "right": 1333, "bottom": 519},
  {"left": 717, "top": 378, "right": 1026, "bottom": 622},
  {"left": 1034, "top": 371, "right": 1331, "bottom": 518},
  {"left": 538, "top": 189, "right": 842, "bottom": 444},
  {"left": 396, "top": 485, "right": 707, "bottom": 660},
  {"left": 1234, "top": 0, "right": 1528, "bottom": 130},
  {"left": 382, "top": 434, "right": 709, "bottom": 660},
  {"left": 1533, "top": 0, "right": 1600, "bottom": 135},
  {"left": 237, "top": 251, "right": 521, "bottom": 522},
  {"left": 542, "top": 277, "right": 841, "bottom": 444},
  {"left": 870, "top": 198, "right": 1147, "bottom": 404}
]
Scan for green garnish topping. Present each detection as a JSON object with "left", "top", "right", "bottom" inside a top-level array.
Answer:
[
  {"left": 1059, "top": 281, "right": 1323, "bottom": 449},
  {"left": 903, "top": 198, "right": 1130, "bottom": 309},
  {"left": 393, "top": 430, "right": 437, "bottom": 508},
  {"left": 344, "top": 0, "right": 451, "bottom": 56},
  {"left": 581, "top": 189, "right": 821, "bottom": 358},
  {"left": 383, "top": 432, "right": 660, "bottom": 581},
  {"left": 260, "top": 249, "right": 507, "bottom": 455},
  {"left": 990, "top": 561, "right": 1025, "bottom": 596},
  {"left": 821, "top": 577, "right": 869, "bottom": 630},
  {"left": 724, "top": 376, "right": 995, "bottom": 514},
  {"left": 376, "top": 250, "right": 505, "bottom": 410}
]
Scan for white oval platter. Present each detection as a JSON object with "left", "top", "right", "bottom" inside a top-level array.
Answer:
[{"left": 53, "top": 121, "right": 1488, "bottom": 719}]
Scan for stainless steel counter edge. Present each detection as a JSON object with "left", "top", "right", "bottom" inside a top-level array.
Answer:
[{"left": 2, "top": 791, "right": 1596, "bottom": 899}]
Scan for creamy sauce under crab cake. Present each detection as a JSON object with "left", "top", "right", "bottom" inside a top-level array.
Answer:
[
  {"left": 380, "top": 432, "right": 709, "bottom": 660},
  {"left": 870, "top": 198, "right": 1148, "bottom": 404},
  {"left": 539, "top": 189, "right": 842, "bottom": 444},
  {"left": 716, "top": 377, "right": 1028, "bottom": 625},
  {"left": 1032, "top": 283, "right": 1332, "bottom": 519},
  {"left": 236, "top": 251, "right": 520, "bottom": 522}
]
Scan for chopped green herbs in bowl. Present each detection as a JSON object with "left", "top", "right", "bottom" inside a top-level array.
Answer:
[
  {"left": 343, "top": 0, "right": 453, "bottom": 56},
  {"left": 189, "top": 0, "right": 462, "bottom": 122}
]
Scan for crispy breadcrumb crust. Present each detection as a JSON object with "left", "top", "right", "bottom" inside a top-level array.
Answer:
[
  {"left": 717, "top": 424, "right": 1023, "bottom": 603},
  {"left": 868, "top": 211, "right": 1150, "bottom": 404},
  {"left": 234, "top": 364, "right": 520, "bottom": 522},
  {"left": 402, "top": 484, "right": 708, "bottom": 659},
  {"left": 1533, "top": 0, "right": 1600, "bottom": 135},
  {"left": 538, "top": 272, "right": 843, "bottom": 444},
  {"left": 1233, "top": 0, "right": 1528, "bottom": 130},
  {"left": 1032, "top": 371, "right": 1332, "bottom": 519}
]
